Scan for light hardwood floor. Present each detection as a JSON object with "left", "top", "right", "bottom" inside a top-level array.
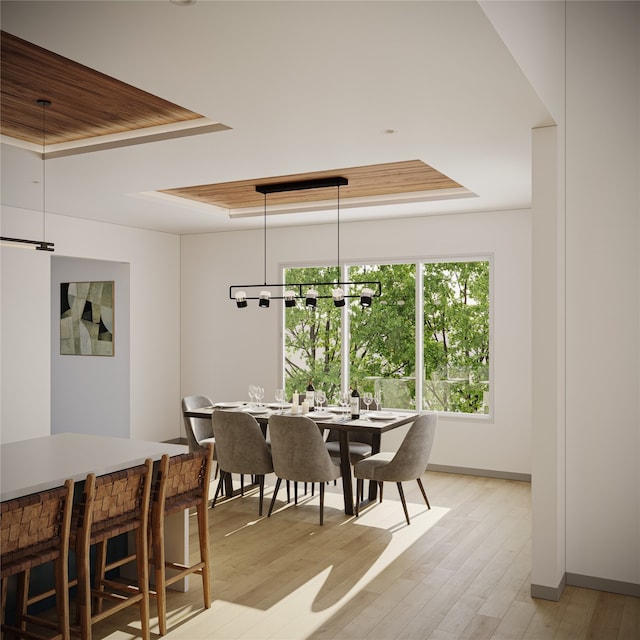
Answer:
[{"left": 86, "top": 472, "right": 639, "bottom": 639}]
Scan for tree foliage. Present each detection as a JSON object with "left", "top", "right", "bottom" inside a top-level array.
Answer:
[{"left": 284, "top": 260, "right": 490, "bottom": 413}]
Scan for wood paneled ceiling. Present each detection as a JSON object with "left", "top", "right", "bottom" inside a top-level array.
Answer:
[
  {"left": 161, "top": 160, "right": 466, "bottom": 211},
  {"left": 0, "top": 31, "right": 223, "bottom": 149},
  {"left": 0, "top": 31, "right": 468, "bottom": 212}
]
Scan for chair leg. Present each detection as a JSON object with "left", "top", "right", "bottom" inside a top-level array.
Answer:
[
  {"left": 396, "top": 482, "right": 410, "bottom": 525},
  {"left": 268, "top": 478, "right": 282, "bottom": 517},
  {"left": 379, "top": 481, "right": 384, "bottom": 503},
  {"left": 286, "top": 480, "right": 290, "bottom": 503},
  {"left": 153, "top": 512, "right": 168, "bottom": 637},
  {"left": 76, "top": 538, "right": 92, "bottom": 640},
  {"left": 258, "top": 475, "right": 265, "bottom": 516},
  {"left": 135, "top": 526, "right": 151, "bottom": 640},
  {"left": 196, "top": 502, "right": 211, "bottom": 611},
  {"left": 54, "top": 554, "right": 71, "bottom": 640},
  {"left": 294, "top": 482, "right": 298, "bottom": 505},
  {"left": 16, "top": 570, "right": 28, "bottom": 633},
  {"left": 212, "top": 472, "right": 225, "bottom": 508},
  {"left": 355, "top": 478, "right": 362, "bottom": 517},
  {"left": 94, "top": 540, "right": 107, "bottom": 614},
  {"left": 416, "top": 477, "right": 431, "bottom": 509},
  {"left": 1, "top": 577, "right": 7, "bottom": 629},
  {"left": 319, "top": 482, "right": 324, "bottom": 526}
]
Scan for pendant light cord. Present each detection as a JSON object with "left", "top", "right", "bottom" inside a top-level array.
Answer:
[
  {"left": 263, "top": 191, "right": 267, "bottom": 286},
  {"left": 41, "top": 101, "right": 46, "bottom": 241},
  {"left": 336, "top": 185, "right": 341, "bottom": 274},
  {"left": 37, "top": 99, "right": 51, "bottom": 242}
]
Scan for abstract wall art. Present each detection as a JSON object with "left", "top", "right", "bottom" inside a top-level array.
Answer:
[{"left": 60, "top": 281, "right": 114, "bottom": 355}]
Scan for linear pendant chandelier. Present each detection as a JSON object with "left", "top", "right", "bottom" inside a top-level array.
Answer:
[
  {"left": 229, "top": 177, "right": 382, "bottom": 309},
  {"left": 0, "top": 99, "right": 55, "bottom": 252}
]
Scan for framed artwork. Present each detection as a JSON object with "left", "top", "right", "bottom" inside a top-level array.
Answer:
[{"left": 60, "top": 281, "right": 114, "bottom": 356}]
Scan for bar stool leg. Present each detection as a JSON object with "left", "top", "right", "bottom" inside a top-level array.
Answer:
[
  {"left": 93, "top": 540, "right": 107, "bottom": 614},
  {"left": 135, "top": 528, "right": 150, "bottom": 640}
]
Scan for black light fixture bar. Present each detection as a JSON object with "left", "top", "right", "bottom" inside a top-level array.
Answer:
[
  {"left": 229, "top": 281, "right": 382, "bottom": 301},
  {"left": 0, "top": 237, "right": 55, "bottom": 252},
  {"left": 231, "top": 175, "right": 382, "bottom": 308},
  {"left": 256, "top": 176, "right": 348, "bottom": 195}
]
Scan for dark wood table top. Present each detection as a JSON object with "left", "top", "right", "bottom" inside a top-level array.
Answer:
[{"left": 184, "top": 404, "right": 418, "bottom": 433}]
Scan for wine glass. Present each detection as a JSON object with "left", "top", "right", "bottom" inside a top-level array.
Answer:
[
  {"left": 375, "top": 390, "right": 382, "bottom": 411},
  {"left": 315, "top": 389, "right": 326, "bottom": 409},
  {"left": 248, "top": 384, "right": 256, "bottom": 407},
  {"left": 275, "top": 388, "right": 285, "bottom": 411},
  {"left": 255, "top": 386, "right": 264, "bottom": 406},
  {"left": 363, "top": 391, "right": 373, "bottom": 413}
]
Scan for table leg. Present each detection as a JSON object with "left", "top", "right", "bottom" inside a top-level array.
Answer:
[
  {"left": 368, "top": 432, "right": 382, "bottom": 501},
  {"left": 338, "top": 431, "right": 354, "bottom": 515}
]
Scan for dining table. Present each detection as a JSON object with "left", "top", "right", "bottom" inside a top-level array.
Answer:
[
  {"left": 1, "top": 432, "right": 191, "bottom": 590},
  {"left": 184, "top": 403, "right": 419, "bottom": 516}
]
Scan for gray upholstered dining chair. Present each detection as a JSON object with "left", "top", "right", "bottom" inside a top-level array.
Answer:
[
  {"left": 324, "top": 395, "right": 373, "bottom": 463},
  {"left": 211, "top": 410, "right": 274, "bottom": 516},
  {"left": 181, "top": 395, "right": 215, "bottom": 452},
  {"left": 267, "top": 415, "right": 341, "bottom": 525},
  {"left": 353, "top": 413, "right": 437, "bottom": 525}
]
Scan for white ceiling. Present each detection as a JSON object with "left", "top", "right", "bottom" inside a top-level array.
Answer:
[{"left": 0, "top": 0, "right": 553, "bottom": 235}]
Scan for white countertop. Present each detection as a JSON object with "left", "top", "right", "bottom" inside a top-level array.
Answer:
[{"left": 1, "top": 432, "right": 187, "bottom": 501}]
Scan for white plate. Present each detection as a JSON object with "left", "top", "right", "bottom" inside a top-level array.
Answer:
[
  {"left": 243, "top": 406, "right": 269, "bottom": 415},
  {"left": 267, "top": 402, "right": 292, "bottom": 409},
  {"left": 306, "top": 411, "right": 334, "bottom": 420},
  {"left": 215, "top": 401, "right": 243, "bottom": 408},
  {"left": 368, "top": 411, "right": 397, "bottom": 421},
  {"left": 327, "top": 406, "right": 349, "bottom": 413}
]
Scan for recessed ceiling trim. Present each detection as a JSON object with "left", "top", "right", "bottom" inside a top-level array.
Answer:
[
  {"left": 229, "top": 187, "right": 476, "bottom": 218},
  {"left": 2, "top": 118, "right": 230, "bottom": 158},
  {"left": 161, "top": 160, "right": 467, "bottom": 211}
]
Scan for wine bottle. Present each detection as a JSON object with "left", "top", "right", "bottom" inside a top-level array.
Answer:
[
  {"left": 306, "top": 379, "right": 315, "bottom": 412},
  {"left": 350, "top": 385, "right": 360, "bottom": 420}
]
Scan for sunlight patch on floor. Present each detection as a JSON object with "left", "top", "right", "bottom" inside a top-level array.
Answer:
[{"left": 187, "top": 499, "right": 449, "bottom": 640}]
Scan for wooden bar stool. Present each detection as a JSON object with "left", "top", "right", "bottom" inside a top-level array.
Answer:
[
  {"left": 150, "top": 444, "right": 213, "bottom": 636},
  {"left": 1, "top": 479, "right": 74, "bottom": 640},
  {"left": 70, "top": 460, "right": 153, "bottom": 640}
]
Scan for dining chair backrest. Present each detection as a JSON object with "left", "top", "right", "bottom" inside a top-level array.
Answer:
[
  {"left": 1, "top": 480, "right": 74, "bottom": 578},
  {"left": 268, "top": 415, "right": 340, "bottom": 484},
  {"left": 150, "top": 445, "right": 213, "bottom": 636},
  {"left": 182, "top": 395, "right": 214, "bottom": 452},
  {"left": 72, "top": 459, "right": 153, "bottom": 640},
  {"left": 373, "top": 413, "right": 437, "bottom": 482},
  {"left": 211, "top": 411, "right": 273, "bottom": 475},
  {"left": 1, "top": 479, "right": 74, "bottom": 640}
]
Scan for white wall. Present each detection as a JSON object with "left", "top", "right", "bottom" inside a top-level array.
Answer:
[
  {"left": 564, "top": 1, "right": 639, "bottom": 590},
  {"left": 486, "top": 0, "right": 640, "bottom": 597},
  {"left": 51, "top": 256, "right": 130, "bottom": 438},
  {"left": 181, "top": 208, "right": 532, "bottom": 476},
  {"left": 0, "top": 204, "right": 181, "bottom": 444},
  {"left": 1, "top": 241, "right": 52, "bottom": 443}
]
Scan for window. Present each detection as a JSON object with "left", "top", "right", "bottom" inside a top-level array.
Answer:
[
  {"left": 283, "top": 258, "right": 490, "bottom": 415},
  {"left": 422, "top": 261, "right": 490, "bottom": 414}
]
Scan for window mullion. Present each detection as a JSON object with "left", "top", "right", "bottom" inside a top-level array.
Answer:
[{"left": 416, "top": 263, "right": 424, "bottom": 412}]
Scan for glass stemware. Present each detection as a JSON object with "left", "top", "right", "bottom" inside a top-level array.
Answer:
[
  {"left": 315, "top": 389, "right": 326, "bottom": 408},
  {"left": 255, "top": 386, "right": 264, "bottom": 406},
  {"left": 375, "top": 389, "right": 382, "bottom": 411},
  {"left": 275, "top": 388, "right": 285, "bottom": 411},
  {"left": 363, "top": 391, "right": 373, "bottom": 413},
  {"left": 248, "top": 384, "right": 256, "bottom": 407}
]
